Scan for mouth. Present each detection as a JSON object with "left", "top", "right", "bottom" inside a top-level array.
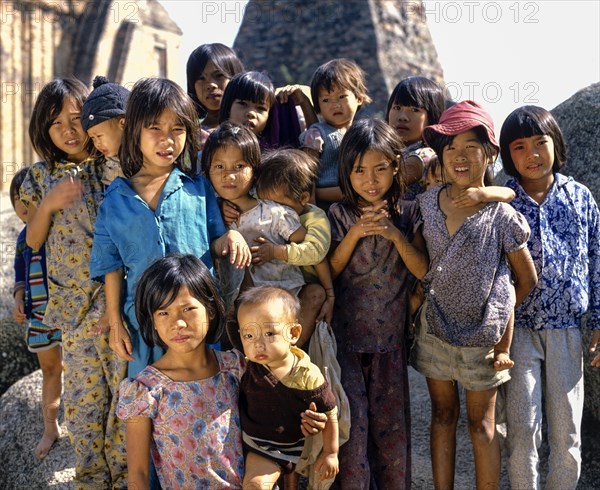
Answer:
[
  {"left": 208, "top": 93, "right": 222, "bottom": 100},
  {"left": 157, "top": 149, "right": 175, "bottom": 159},
  {"left": 527, "top": 162, "right": 542, "bottom": 170},
  {"left": 453, "top": 166, "right": 469, "bottom": 174},
  {"left": 254, "top": 354, "right": 268, "bottom": 361},
  {"left": 171, "top": 335, "right": 190, "bottom": 343},
  {"left": 65, "top": 139, "right": 80, "bottom": 147},
  {"left": 395, "top": 125, "right": 409, "bottom": 132},
  {"left": 364, "top": 188, "right": 380, "bottom": 197}
]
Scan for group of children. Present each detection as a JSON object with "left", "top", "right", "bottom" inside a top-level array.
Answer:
[{"left": 10, "top": 42, "right": 600, "bottom": 490}]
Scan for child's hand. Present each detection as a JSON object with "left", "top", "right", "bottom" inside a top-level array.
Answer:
[
  {"left": 219, "top": 230, "right": 252, "bottom": 269},
  {"left": 302, "top": 127, "right": 324, "bottom": 153},
  {"left": 349, "top": 201, "right": 390, "bottom": 240},
  {"left": 89, "top": 312, "right": 110, "bottom": 337},
  {"left": 315, "top": 452, "right": 339, "bottom": 481},
  {"left": 316, "top": 296, "right": 334, "bottom": 325},
  {"left": 43, "top": 177, "right": 83, "bottom": 213},
  {"left": 109, "top": 318, "right": 134, "bottom": 362},
  {"left": 250, "top": 236, "right": 278, "bottom": 265},
  {"left": 300, "top": 402, "right": 327, "bottom": 436},
  {"left": 221, "top": 200, "right": 240, "bottom": 226},
  {"left": 13, "top": 298, "right": 26, "bottom": 323},
  {"left": 452, "top": 187, "right": 483, "bottom": 208},
  {"left": 589, "top": 330, "right": 600, "bottom": 368},
  {"left": 276, "top": 84, "right": 305, "bottom": 106}
]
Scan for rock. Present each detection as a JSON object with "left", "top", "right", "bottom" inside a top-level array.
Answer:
[{"left": 0, "top": 370, "right": 74, "bottom": 489}]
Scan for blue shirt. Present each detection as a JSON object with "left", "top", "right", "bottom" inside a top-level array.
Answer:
[
  {"left": 507, "top": 173, "right": 600, "bottom": 331},
  {"left": 90, "top": 168, "right": 226, "bottom": 374}
]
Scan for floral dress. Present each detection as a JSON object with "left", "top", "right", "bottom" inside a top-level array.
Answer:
[{"left": 117, "top": 350, "right": 246, "bottom": 489}]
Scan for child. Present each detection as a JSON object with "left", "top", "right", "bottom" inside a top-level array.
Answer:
[
  {"left": 238, "top": 286, "right": 339, "bottom": 489},
  {"left": 19, "top": 78, "right": 127, "bottom": 487},
  {"left": 302, "top": 58, "right": 372, "bottom": 208},
  {"left": 499, "top": 106, "right": 600, "bottom": 489},
  {"left": 81, "top": 75, "right": 129, "bottom": 185},
  {"left": 11, "top": 167, "right": 62, "bottom": 460},
  {"left": 117, "top": 255, "right": 330, "bottom": 488},
  {"left": 253, "top": 148, "right": 335, "bottom": 343},
  {"left": 386, "top": 76, "right": 444, "bottom": 200},
  {"left": 90, "top": 78, "right": 250, "bottom": 377},
  {"left": 424, "top": 155, "right": 442, "bottom": 190},
  {"left": 328, "top": 118, "right": 427, "bottom": 487},
  {"left": 411, "top": 100, "right": 538, "bottom": 489}
]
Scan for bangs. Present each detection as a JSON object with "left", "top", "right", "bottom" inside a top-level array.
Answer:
[
  {"left": 393, "top": 83, "right": 427, "bottom": 109},
  {"left": 232, "top": 76, "right": 275, "bottom": 106},
  {"left": 502, "top": 110, "right": 547, "bottom": 143}
]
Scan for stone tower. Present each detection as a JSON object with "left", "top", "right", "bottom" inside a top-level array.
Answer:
[{"left": 233, "top": 0, "right": 443, "bottom": 115}]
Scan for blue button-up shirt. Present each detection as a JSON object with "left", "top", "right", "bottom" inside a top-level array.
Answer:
[
  {"left": 507, "top": 173, "right": 600, "bottom": 331},
  {"left": 90, "top": 168, "right": 226, "bottom": 374}
]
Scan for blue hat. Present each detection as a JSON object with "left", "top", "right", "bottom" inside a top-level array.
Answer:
[{"left": 81, "top": 76, "right": 130, "bottom": 132}]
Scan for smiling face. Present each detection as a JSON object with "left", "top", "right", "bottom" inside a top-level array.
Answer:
[
  {"left": 349, "top": 150, "right": 397, "bottom": 206},
  {"left": 48, "top": 97, "right": 89, "bottom": 163},
  {"left": 387, "top": 104, "right": 429, "bottom": 146},
  {"left": 153, "top": 287, "right": 211, "bottom": 354},
  {"left": 194, "top": 60, "right": 230, "bottom": 114},
  {"left": 208, "top": 144, "right": 254, "bottom": 204},
  {"left": 139, "top": 109, "right": 186, "bottom": 173},
  {"left": 508, "top": 134, "right": 555, "bottom": 186},
  {"left": 442, "top": 130, "right": 492, "bottom": 188},
  {"left": 87, "top": 118, "right": 124, "bottom": 158},
  {"left": 318, "top": 85, "right": 362, "bottom": 130},
  {"left": 228, "top": 98, "right": 270, "bottom": 136}
]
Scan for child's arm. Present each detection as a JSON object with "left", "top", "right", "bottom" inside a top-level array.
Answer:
[
  {"left": 452, "top": 186, "right": 516, "bottom": 209},
  {"left": 276, "top": 85, "right": 318, "bottom": 128},
  {"left": 314, "top": 408, "right": 339, "bottom": 481},
  {"left": 13, "top": 289, "right": 26, "bottom": 324},
  {"left": 211, "top": 230, "right": 252, "bottom": 269},
  {"left": 506, "top": 246, "right": 537, "bottom": 306},
  {"left": 105, "top": 268, "right": 134, "bottom": 361},
  {"left": 25, "top": 177, "right": 83, "bottom": 250},
  {"left": 315, "top": 186, "right": 344, "bottom": 204},
  {"left": 125, "top": 416, "right": 152, "bottom": 490},
  {"left": 315, "top": 259, "right": 335, "bottom": 324},
  {"left": 13, "top": 236, "right": 27, "bottom": 323}
]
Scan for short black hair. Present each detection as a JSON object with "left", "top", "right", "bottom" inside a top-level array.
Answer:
[
  {"left": 9, "top": 167, "right": 30, "bottom": 210},
  {"left": 500, "top": 105, "right": 566, "bottom": 178},
  {"left": 386, "top": 76, "right": 445, "bottom": 125},
  {"left": 218, "top": 71, "right": 275, "bottom": 124},
  {"left": 135, "top": 254, "right": 225, "bottom": 350}
]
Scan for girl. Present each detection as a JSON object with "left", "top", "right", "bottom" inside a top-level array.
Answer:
[
  {"left": 500, "top": 106, "right": 600, "bottom": 489},
  {"left": 186, "top": 43, "right": 244, "bottom": 146},
  {"left": 117, "top": 255, "right": 329, "bottom": 489},
  {"left": 386, "top": 76, "right": 445, "bottom": 200},
  {"left": 411, "top": 100, "right": 538, "bottom": 489},
  {"left": 328, "top": 118, "right": 427, "bottom": 487},
  {"left": 19, "top": 78, "right": 128, "bottom": 487},
  {"left": 302, "top": 58, "right": 372, "bottom": 208},
  {"left": 90, "top": 78, "right": 250, "bottom": 378}
]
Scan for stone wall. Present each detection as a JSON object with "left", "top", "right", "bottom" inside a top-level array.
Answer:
[{"left": 233, "top": 0, "right": 443, "bottom": 116}]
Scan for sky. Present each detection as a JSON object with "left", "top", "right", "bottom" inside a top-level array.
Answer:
[{"left": 160, "top": 0, "right": 600, "bottom": 130}]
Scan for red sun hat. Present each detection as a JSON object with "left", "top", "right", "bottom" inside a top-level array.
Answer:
[{"left": 423, "top": 100, "right": 499, "bottom": 151}]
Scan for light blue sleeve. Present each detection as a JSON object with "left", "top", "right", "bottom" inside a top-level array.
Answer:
[{"left": 90, "top": 196, "right": 124, "bottom": 282}]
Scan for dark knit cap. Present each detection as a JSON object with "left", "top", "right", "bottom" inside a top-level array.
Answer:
[{"left": 81, "top": 76, "right": 130, "bottom": 132}]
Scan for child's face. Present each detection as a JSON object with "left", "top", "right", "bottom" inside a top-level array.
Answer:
[
  {"left": 508, "top": 134, "right": 555, "bottom": 183},
  {"left": 349, "top": 150, "right": 397, "bottom": 206},
  {"left": 387, "top": 104, "right": 428, "bottom": 146},
  {"left": 48, "top": 96, "right": 89, "bottom": 163},
  {"left": 425, "top": 164, "right": 443, "bottom": 190},
  {"left": 140, "top": 109, "right": 186, "bottom": 172},
  {"left": 442, "top": 130, "right": 492, "bottom": 187},
  {"left": 194, "top": 60, "right": 230, "bottom": 113},
  {"left": 258, "top": 187, "right": 309, "bottom": 215},
  {"left": 238, "top": 299, "right": 301, "bottom": 368},
  {"left": 152, "top": 286, "right": 211, "bottom": 353},
  {"left": 228, "top": 99, "right": 270, "bottom": 136},
  {"left": 13, "top": 196, "right": 28, "bottom": 223},
  {"left": 87, "top": 118, "right": 124, "bottom": 158},
  {"left": 208, "top": 145, "right": 254, "bottom": 202},
  {"left": 318, "top": 85, "right": 363, "bottom": 130}
]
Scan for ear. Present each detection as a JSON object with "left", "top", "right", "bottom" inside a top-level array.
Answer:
[
  {"left": 300, "top": 191, "right": 311, "bottom": 206},
  {"left": 355, "top": 95, "right": 364, "bottom": 106},
  {"left": 118, "top": 117, "right": 125, "bottom": 130},
  {"left": 288, "top": 323, "right": 302, "bottom": 345}
]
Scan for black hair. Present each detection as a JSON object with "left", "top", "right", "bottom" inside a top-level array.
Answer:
[
  {"left": 186, "top": 43, "right": 244, "bottom": 118},
  {"left": 119, "top": 78, "right": 200, "bottom": 178},
  {"left": 386, "top": 76, "right": 445, "bottom": 125},
  {"left": 135, "top": 254, "right": 225, "bottom": 350},
  {"left": 28, "top": 78, "right": 94, "bottom": 170},
  {"left": 218, "top": 71, "right": 275, "bottom": 124},
  {"left": 9, "top": 167, "right": 30, "bottom": 210},
  {"left": 201, "top": 121, "right": 261, "bottom": 178},
  {"left": 338, "top": 118, "right": 404, "bottom": 217},
  {"left": 500, "top": 105, "right": 567, "bottom": 178}
]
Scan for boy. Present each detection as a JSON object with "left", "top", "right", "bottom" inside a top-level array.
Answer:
[
  {"left": 238, "top": 286, "right": 339, "bottom": 489},
  {"left": 11, "top": 167, "right": 62, "bottom": 460},
  {"left": 81, "top": 75, "right": 129, "bottom": 185}
]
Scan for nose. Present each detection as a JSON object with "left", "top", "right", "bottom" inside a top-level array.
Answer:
[{"left": 397, "top": 108, "right": 409, "bottom": 121}]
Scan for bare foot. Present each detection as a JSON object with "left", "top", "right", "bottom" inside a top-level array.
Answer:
[
  {"left": 494, "top": 351, "right": 515, "bottom": 372},
  {"left": 34, "top": 426, "right": 60, "bottom": 460}
]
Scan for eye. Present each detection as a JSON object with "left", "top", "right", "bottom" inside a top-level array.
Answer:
[
  {"left": 264, "top": 331, "right": 274, "bottom": 337},
  {"left": 156, "top": 311, "right": 168, "bottom": 317},
  {"left": 183, "top": 306, "right": 197, "bottom": 312},
  {"left": 257, "top": 105, "right": 269, "bottom": 112},
  {"left": 411, "top": 107, "right": 421, "bottom": 113},
  {"left": 173, "top": 126, "right": 186, "bottom": 133},
  {"left": 235, "top": 100, "right": 247, "bottom": 107},
  {"left": 353, "top": 167, "right": 364, "bottom": 174},
  {"left": 234, "top": 163, "right": 247, "bottom": 171},
  {"left": 242, "top": 332, "right": 254, "bottom": 341},
  {"left": 321, "top": 98, "right": 329, "bottom": 103},
  {"left": 339, "top": 94, "right": 348, "bottom": 100}
]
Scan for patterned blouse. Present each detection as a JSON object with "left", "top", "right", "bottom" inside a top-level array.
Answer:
[
  {"left": 507, "top": 174, "right": 600, "bottom": 331},
  {"left": 117, "top": 350, "right": 246, "bottom": 489},
  {"left": 417, "top": 185, "right": 531, "bottom": 347}
]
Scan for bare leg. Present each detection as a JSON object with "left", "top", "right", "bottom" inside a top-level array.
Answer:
[
  {"left": 494, "top": 311, "right": 515, "bottom": 371},
  {"left": 466, "top": 388, "right": 500, "bottom": 490},
  {"left": 35, "top": 345, "right": 63, "bottom": 459},
  {"left": 283, "top": 470, "right": 299, "bottom": 489},
  {"left": 243, "top": 452, "right": 282, "bottom": 490},
  {"left": 426, "top": 378, "right": 460, "bottom": 490},
  {"left": 297, "top": 283, "right": 325, "bottom": 348}
]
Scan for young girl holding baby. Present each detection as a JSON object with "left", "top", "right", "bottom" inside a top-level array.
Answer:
[
  {"left": 328, "top": 118, "right": 428, "bottom": 487},
  {"left": 20, "top": 78, "right": 128, "bottom": 487},
  {"left": 90, "top": 78, "right": 250, "bottom": 378},
  {"left": 500, "top": 106, "right": 600, "bottom": 489},
  {"left": 411, "top": 101, "right": 538, "bottom": 489}
]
